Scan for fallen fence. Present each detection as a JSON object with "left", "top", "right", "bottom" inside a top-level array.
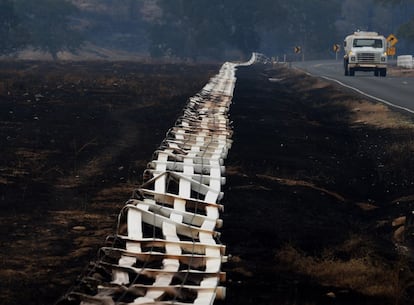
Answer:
[{"left": 57, "top": 53, "right": 258, "bottom": 305}]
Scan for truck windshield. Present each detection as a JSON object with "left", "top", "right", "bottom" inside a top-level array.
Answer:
[{"left": 353, "top": 39, "right": 383, "bottom": 48}]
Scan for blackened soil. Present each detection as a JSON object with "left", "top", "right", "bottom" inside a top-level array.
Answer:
[
  {"left": 0, "top": 61, "right": 219, "bottom": 305},
  {"left": 1, "top": 62, "right": 414, "bottom": 305},
  {"left": 221, "top": 65, "right": 414, "bottom": 305}
]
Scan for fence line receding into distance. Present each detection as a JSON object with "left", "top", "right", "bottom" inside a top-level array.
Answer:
[{"left": 58, "top": 53, "right": 262, "bottom": 305}]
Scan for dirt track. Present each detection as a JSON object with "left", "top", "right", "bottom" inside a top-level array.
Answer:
[{"left": 1, "top": 61, "right": 414, "bottom": 305}]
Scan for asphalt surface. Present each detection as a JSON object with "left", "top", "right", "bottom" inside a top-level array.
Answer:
[{"left": 293, "top": 60, "right": 414, "bottom": 113}]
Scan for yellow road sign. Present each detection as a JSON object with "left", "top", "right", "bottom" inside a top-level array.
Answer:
[
  {"left": 294, "top": 46, "right": 301, "bottom": 54},
  {"left": 387, "top": 34, "right": 398, "bottom": 46},
  {"left": 333, "top": 44, "right": 340, "bottom": 53},
  {"left": 387, "top": 47, "right": 396, "bottom": 56}
]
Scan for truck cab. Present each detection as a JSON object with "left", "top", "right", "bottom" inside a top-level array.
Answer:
[{"left": 343, "top": 31, "right": 387, "bottom": 77}]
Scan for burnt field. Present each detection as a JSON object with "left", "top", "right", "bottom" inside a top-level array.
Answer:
[
  {"left": 0, "top": 61, "right": 219, "bottom": 305},
  {"left": 1, "top": 61, "right": 414, "bottom": 305}
]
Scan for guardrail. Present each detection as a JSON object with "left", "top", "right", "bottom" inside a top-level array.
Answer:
[
  {"left": 56, "top": 53, "right": 261, "bottom": 305},
  {"left": 397, "top": 55, "right": 414, "bottom": 69}
]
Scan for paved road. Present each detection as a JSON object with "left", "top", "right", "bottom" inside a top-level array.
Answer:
[{"left": 293, "top": 60, "right": 414, "bottom": 114}]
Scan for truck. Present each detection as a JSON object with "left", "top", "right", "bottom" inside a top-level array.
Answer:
[{"left": 343, "top": 31, "right": 388, "bottom": 77}]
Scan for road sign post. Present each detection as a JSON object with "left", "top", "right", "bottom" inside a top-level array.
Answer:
[
  {"left": 386, "top": 34, "right": 398, "bottom": 59},
  {"left": 387, "top": 34, "right": 398, "bottom": 47},
  {"left": 387, "top": 47, "right": 396, "bottom": 56},
  {"left": 333, "top": 44, "right": 340, "bottom": 61},
  {"left": 294, "top": 46, "right": 304, "bottom": 62}
]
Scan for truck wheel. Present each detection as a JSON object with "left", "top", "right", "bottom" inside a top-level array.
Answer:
[
  {"left": 380, "top": 68, "right": 387, "bottom": 77},
  {"left": 344, "top": 59, "right": 349, "bottom": 76},
  {"left": 349, "top": 68, "right": 355, "bottom": 76},
  {"left": 374, "top": 69, "right": 379, "bottom": 77}
]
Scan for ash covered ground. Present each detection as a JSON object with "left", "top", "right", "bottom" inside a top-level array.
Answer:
[{"left": 1, "top": 61, "right": 414, "bottom": 305}]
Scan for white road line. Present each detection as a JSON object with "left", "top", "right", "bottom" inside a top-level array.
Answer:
[{"left": 320, "top": 75, "right": 414, "bottom": 115}]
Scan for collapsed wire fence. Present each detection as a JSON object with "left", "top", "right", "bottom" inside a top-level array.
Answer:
[{"left": 56, "top": 53, "right": 263, "bottom": 305}]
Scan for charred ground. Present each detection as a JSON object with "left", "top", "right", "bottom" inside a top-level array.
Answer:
[
  {"left": 1, "top": 61, "right": 414, "bottom": 305},
  {"left": 0, "top": 61, "right": 219, "bottom": 305},
  {"left": 224, "top": 65, "right": 414, "bottom": 305}
]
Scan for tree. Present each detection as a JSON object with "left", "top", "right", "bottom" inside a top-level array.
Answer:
[
  {"left": 398, "top": 18, "right": 414, "bottom": 40},
  {"left": 148, "top": 0, "right": 230, "bottom": 59},
  {"left": 375, "top": 0, "right": 413, "bottom": 4},
  {"left": 0, "top": 0, "right": 26, "bottom": 53},
  {"left": 269, "top": 0, "right": 341, "bottom": 57},
  {"left": 146, "top": 0, "right": 414, "bottom": 60},
  {"left": 14, "top": 0, "right": 83, "bottom": 58},
  {"left": 374, "top": 0, "right": 414, "bottom": 43},
  {"left": 147, "top": 0, "right": 286, "bottom": 60}
]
